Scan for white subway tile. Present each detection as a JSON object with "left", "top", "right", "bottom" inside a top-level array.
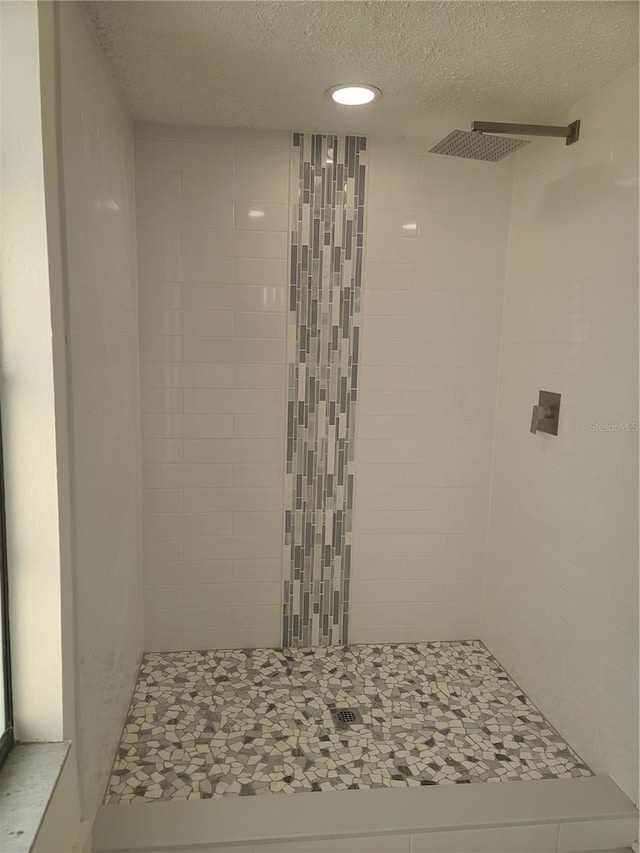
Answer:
[
  {"left": 138, "top": 195, "right": 234, "bottom": 229},
  {"left": 144, "top": 537, "right": 183, "bottom": 561},
  {"left": 234, "top": 364, "right": 286, "bottom": 389},
  {"left": 135, "top": 138, "right": 235, "bottom": 172},
  {"left": 141, "top": 438, "right": 183, "bottom": 463},
  {"left": 136, "top": 223, "right": 181, "bottom": 255},
  {"left": 182, "top": 336, "right": 284, "bottom": 364},
  {"left": 357, "top": 439, "right": 453, "bottom": 464},
  {"left": 140, "top": 334, "right": 183, "bottom": 362},
  {"left": 141, "top": 362, "right": 235, "bottom": 389},
  {"left": 234, "top": 312, "right": 285, "bottom": 339},
  {"left": 417, "top": 184, "right": 469, "bottom": 213},
  {"left": 139, "top": 308, "right": 183, "bottom": 336},
  {"left": 141, "top": 413, "right": 235, "bottom": 439},
  {"left": 235, "top": 146, "right": 289, "bottom": 175},
  {"left": 182, "top": 488, "right": 281, "bottom": 513},
  {"left": 400, "top": 556, "right": 484, "bottom": 579},
  {"left": 444, "top": 579, "right": 483, "bottom": 601},
  {"left": 412, "top": 292, "right": 462, "bottom": 317},
  {"left": 350, "top": 557, "right": 401, "bottom": 580},
  {"left": 352, "top": 511, "right": 403, "bottom": 534},
  {"left": 413, "top": 342, "right": 460, "bottom": 366},
  {"left": 135, "top": 123, "right": 287, "bottom": 148},
  {"left": 181, "top": 309, "right": 234, "bottom": 337},
  {"left": 139, "top": 282, "right": 183, "bottom": 309},
  {"left": 181, "top": 581, "right": 281, "bottom": 607},
  {"left": 181, "top": 171, "right": 288, "bottom": 203},
  {"left": 144, "top": 585, "right": 183, "bottom": 610},
  {"left": 370, "top": 152, "right": 420, "bottom": 184},
  {"left": 235, "top": 201, "right": 288, "bottom": 231},
  {"left": 143, "top": 463, "right": 233, "bottom": 489},
  {"left": 182, "top": 536, "right": 235, "bottom": 560},
  {"left": 179, "top": 608, "right": 234, "bottom": 632},
  {"left": 397, "top": 600, "right": 479, "bottom": 626},
  {"left": 230, "top": 605, "right": 280, "bottom": 630},
  {"left": 364, "top": 263, "right": 415, "bottom": 290},
  {"left": 359, "top": 340, "right": 416, "bottom": 367},
  {"left": 350, "top": 603, "right": 399, "bottom": 627},
  {"left": 233, "top": 464, "right": 282, "bottom": 488},
  {"left": 234, "top": 413, "right": 285, "bottom": 438},
  {"left": 184, "top": 283, "right": 286, "bottom": 313},
  {"left": 138, "top": 253, "right": 235, "bottom": 283},
  {"left": 233, "top": 559, "right": 282, "bottom": 582},
  {"left": 183, "top": 388, "right": 284, "bottom": 414},
  {"left": 140, "top": 387, "right": 183, "bottom": 413},
  {"left": 143, "top": 513, "right": 232, "bottom": 538},
  {"left": 144, "top": 632, "right": 185, "bottom": 652},
  {"left": 135, "top": 168, "right": 180, "bottom": 201},
  {"left": 232, "top": 512, "right": 282, "bottom": 535},
  {"left": 142, "top": 489, "right": 184, "bottom": 514},
  {"left": 361, "top": 290, "right": 415, "bottom": 317},
  {"left": 402, "top": 511, "right": 487, "bottom": 534},
  {"left": 181, "top": 228, "right": 287, "bottom": 259},
  {"left": 234, "top": 257, "right": 287, "bottom": 285},
  {"left": 183, "top": 438, "right": 282, "bottom": 464},
  {"left": 368, "top": 208, "right": 419, "bottom": 238},
  {"left": 353, "top": 534, "right": 447, "bottom": 559},
  {"left": 143, "top": 559, "right": 233, "bottom": 586}
]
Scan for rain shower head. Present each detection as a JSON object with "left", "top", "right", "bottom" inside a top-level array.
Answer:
[
  {"left": 429, "top": 120, "right": 580, "bottom": 162},
  {"left": 430, "top": 130, "right": 528, "bottom": 162}
]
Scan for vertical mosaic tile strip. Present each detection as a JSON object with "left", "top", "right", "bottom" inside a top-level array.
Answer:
[{"left": 283, "top": 133, "right": 367, "bottom": 648}]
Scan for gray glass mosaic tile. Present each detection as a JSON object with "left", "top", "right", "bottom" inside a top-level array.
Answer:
[
  {"left": 105, "top": 641, "right": 592, "bottom": 804},
  {"left": 283, "top": 133, "right": 367, "bottom": 647}
]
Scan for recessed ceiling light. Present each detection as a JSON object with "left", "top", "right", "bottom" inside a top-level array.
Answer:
[{"left": 326, "top": 84, "right": 382, "bottom": 106}]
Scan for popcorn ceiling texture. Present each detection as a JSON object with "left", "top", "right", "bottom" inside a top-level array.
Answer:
[{"left": 86, "top": 1, "right": 638, "bottom": 139}]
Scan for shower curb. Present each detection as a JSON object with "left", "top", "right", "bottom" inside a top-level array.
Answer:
[{"left": 92, "top": 775, "right": 638, "bottom": 852}]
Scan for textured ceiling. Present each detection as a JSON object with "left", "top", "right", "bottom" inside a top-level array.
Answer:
[{"left": 85, "top": 1, "right": 639, "bottom": 138}]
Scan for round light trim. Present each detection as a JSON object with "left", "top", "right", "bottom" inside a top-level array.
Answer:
[{"left": 326, "top": 84, "right": 382, "bottom": 106}]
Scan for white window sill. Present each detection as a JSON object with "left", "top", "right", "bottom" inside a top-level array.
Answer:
[{"left": 0, "top": 742, "right": 70, "bottom": 853}]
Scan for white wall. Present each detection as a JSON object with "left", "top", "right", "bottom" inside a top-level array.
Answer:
[
  {"left": 483, "top": 66, "right": 639, "bottom": 800},
  {"left": 135, "top": 123, "right": 289, "bottom": 651},
  {"left": 57, "top": 1, "right": 143, "bottom": 815},
  {"left": 350, "top": 139, "right": 513, "bottom": 643},
  {"left": 1, "top": 1, "right": 141, "bottom": 844},
  {"left": 0, "top": 0, "right": 66, "bottom": 742}
]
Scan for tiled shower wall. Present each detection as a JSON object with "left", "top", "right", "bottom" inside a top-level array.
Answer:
[
  {"left": 137, "top": 126, "right": 516, "bottom": 650},
  {"left": 350, "top": 139, "right": 513, "bottom": 643},
  {"left": 136, "top": 124, "right": 289, "bottom": 651},
  {"left": 483, "top": 66, "right": 639, "bottom": 799},
  {"left": 58, "top": 2, "right": 143, "bottom": 811}
]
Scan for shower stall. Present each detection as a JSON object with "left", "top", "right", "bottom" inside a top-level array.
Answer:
[
  {"left": 18, "top": 2, "right": 638, "bottom": 851},
  {"left": 92, "top": 104, "right": 639, "bottom": 848}
]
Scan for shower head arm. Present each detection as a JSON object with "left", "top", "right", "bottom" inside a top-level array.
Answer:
[{"left": 471, "top": 120, "right": 580, "bottom": 146}]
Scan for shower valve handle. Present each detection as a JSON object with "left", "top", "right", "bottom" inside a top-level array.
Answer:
[{"left": 530, "top": 404, "right": 552, "bottom": 434}]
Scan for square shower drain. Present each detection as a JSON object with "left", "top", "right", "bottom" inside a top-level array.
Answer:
[{"left": 330, "top": 708, "right": 364, "bottom": 727}]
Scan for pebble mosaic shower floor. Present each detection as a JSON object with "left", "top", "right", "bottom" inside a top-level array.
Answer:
[{"left": 105, "top": 640, "right": 592, "bottom": 804}]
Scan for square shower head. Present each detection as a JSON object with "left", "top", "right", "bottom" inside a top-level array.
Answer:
[{"left": 429, "top": 130, "right": 529, "bottom": 162}]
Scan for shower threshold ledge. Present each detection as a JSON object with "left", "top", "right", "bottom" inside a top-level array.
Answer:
[
  {"left": 93, "top": 776, "right": 638, "bottom": 852},
  {"left": 94, "top": 643, "right": 638, "bottom": 851}
]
